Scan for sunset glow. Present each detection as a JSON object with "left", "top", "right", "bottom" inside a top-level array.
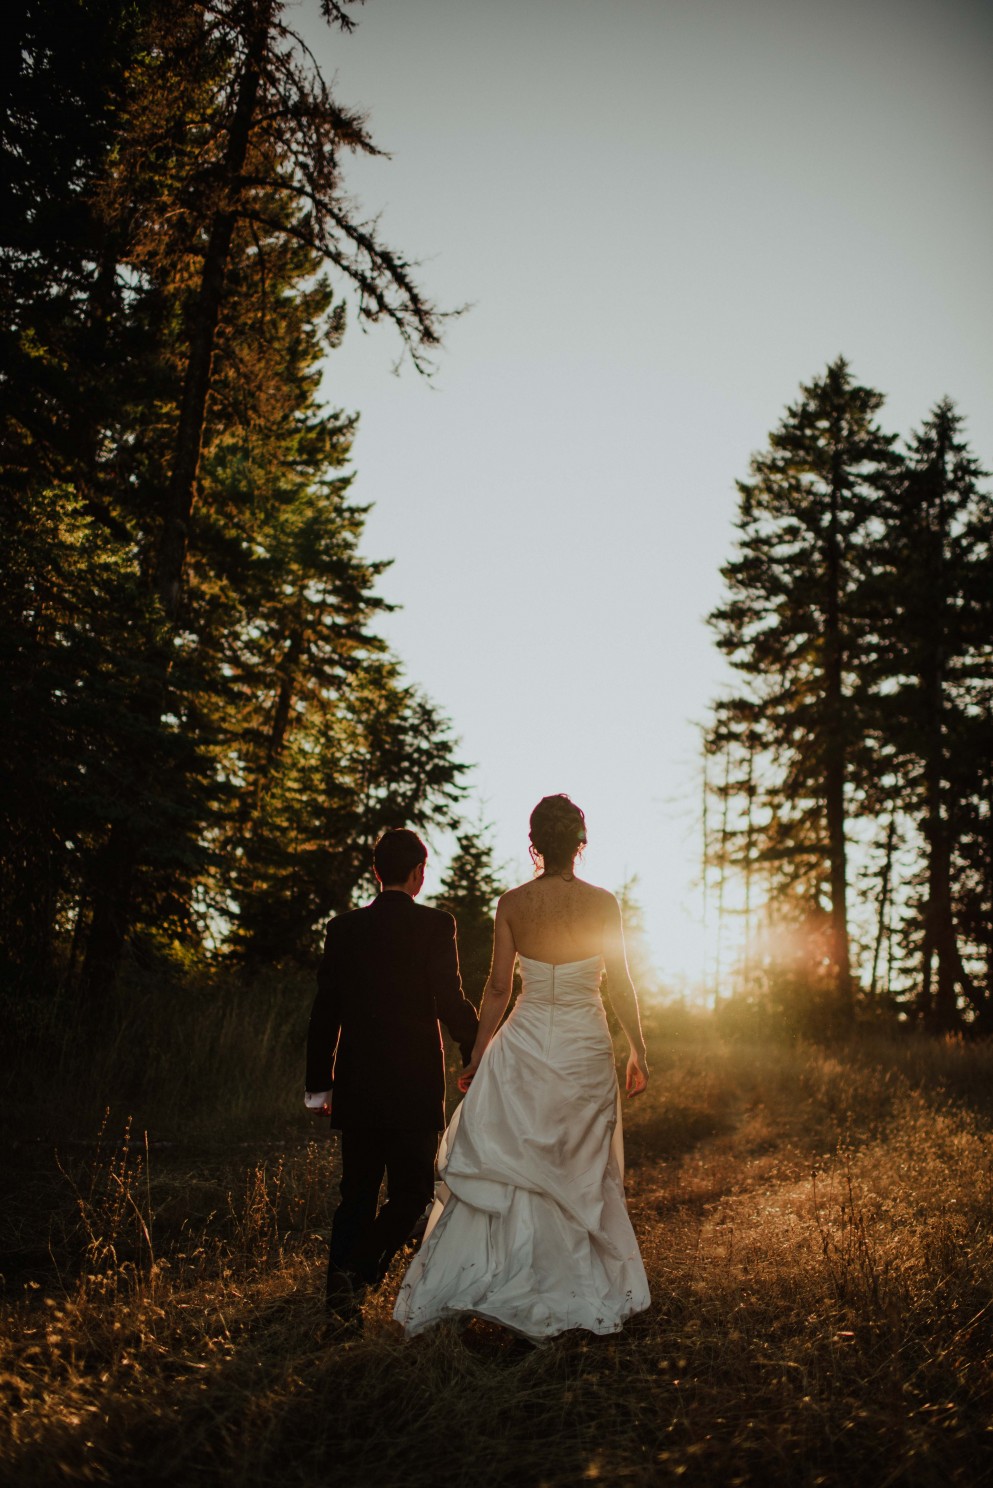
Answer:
[
  {"left": 5, "top": 2, "right": 993, "bottom": 1481},
  {"left": 310, "top": 0, "right": 993, "bottom": 998}
]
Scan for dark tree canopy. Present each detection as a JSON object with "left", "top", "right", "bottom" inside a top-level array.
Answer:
[{"left": 0, "top": 0, "right": 467, "bottom": 1011}]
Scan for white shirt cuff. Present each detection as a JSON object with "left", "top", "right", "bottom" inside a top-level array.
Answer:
[{"left": 304, "top": 1091, "right": 331, "bottom": 1110}]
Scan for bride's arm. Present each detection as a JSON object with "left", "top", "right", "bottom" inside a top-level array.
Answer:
[
  {"left": 602, "top": 892, "right": 649, "bottom": 1096},
  {"left": 457, "top": 898, "right": 516, "bottom": 1089}
]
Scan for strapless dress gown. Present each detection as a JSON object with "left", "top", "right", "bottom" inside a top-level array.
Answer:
[{"left": 393, "top": 954, "right": 650, "bottom": 1340}]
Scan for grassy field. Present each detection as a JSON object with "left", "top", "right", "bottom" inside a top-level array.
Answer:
[{"left": 2, "top": 989, "right": 993, "bottom": 1487}]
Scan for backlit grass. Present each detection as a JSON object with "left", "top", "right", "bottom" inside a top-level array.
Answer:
[{"left": 2, "top": 1010, "right": 992, "bottom": 1486}]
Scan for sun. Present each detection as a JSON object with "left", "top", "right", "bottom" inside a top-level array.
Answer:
[{"left": 639, "top": 895, "right": 750, "bottom": 1004}]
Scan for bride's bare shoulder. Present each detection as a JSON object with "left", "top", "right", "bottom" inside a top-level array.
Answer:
[
  {"left": 501, "top": 878, "right": 614, "bottom": 914},
  {"left": 499, "top": 881, "right": 537, "bottom": 910},
  {"left": 585, "top": 883, "right": 620, "bottom": 919},
  {"left": 565, "top": 877, "right": 615, "bottom": 903}
]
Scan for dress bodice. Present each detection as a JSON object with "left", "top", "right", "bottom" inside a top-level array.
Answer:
[{"left": 517, "top": 953, "right": 604, "bottom": 1007}]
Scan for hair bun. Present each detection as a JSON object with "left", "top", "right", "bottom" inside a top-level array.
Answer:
[{"left": 529, "top": 794, "right": 587, "bottom": 872}]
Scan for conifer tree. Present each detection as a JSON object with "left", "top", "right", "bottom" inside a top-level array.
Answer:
[
  {"left": 71, "top": 0, "right": 452, "bottom": 994},
  {"left": 1, "top": 0, "right": 468, "bottom": 1003},
  {"left": 434, "top": 827, "right": 506, "bottom": 1002},
  {"left": 0, "top": 0, "right": 153, "bottom": 1000},
  {"left": 225, "top": 662, "right": 466, "bottom": 963},
  {"left": 862, "top": 401, "right": 993, "bottom": 1028},
  {"left": 710, "top": 359, "right": 899, "bottom": 1020}
]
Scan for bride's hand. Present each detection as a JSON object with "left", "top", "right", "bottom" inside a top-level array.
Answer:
[
  {"left": 457, "top": 1062, "right": 478, "bottom": 1094},
  {"left": 625, "top": 1049, "right": 649, "bottom": 1098}
]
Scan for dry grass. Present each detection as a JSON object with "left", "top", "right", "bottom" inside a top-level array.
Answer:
[{"left": 2, "top": 1010, "right": 993, "bottom": 1488}]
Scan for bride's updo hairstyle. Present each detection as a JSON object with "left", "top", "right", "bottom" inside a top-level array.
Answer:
[{"left": 529, "top": 794, "right": 587, "bottom": 875}]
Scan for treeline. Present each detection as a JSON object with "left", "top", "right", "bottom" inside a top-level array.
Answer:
[
  {"left": 1, "top": 0, "right": 466, "bottom": 1014},
  {"left": 707, "top": 359, "right": 993, "bottom": 1034}
]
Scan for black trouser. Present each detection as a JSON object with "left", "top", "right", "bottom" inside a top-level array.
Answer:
[{"left": 328, "top": 1127, "right": 438, "bottom": 1293}]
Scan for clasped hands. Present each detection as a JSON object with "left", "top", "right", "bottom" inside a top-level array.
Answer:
[{"left": 457, "top": 1062, "right": 478, "bottom": 1094}]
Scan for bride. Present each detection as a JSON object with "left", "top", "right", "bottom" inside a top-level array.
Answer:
[{"left": 394, "top": 794, "right": 651, "bottom": 1341}]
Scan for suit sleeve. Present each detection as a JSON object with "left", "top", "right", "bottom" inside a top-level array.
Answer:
[
  {"left": 306, "top": 918, "right": 343, "bottom": 1092},
  {"left": 431, "top": 912, "right": 480, "bottom": 1067}
]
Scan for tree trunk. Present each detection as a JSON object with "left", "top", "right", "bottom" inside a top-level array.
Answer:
[
  {"left": 869, "top": 812, "right": 895, "bottom": 1000},
  {"left": 743, "top": 735, "right": 755, "bottom": 985},
  {"left": 153, "top": 0, "right": 272, "bottom": 623},
  {"left": 714, "top": 738, "right": 731, "bottom": 1007},
  {"left": 919, "top": 917, "right": 934, "bottom": 1023},
  {"left": 919, "top": 433, "right": 966, "bottom": 1033},
  {"left": 823, "top": 449, "right": 852, "bottom": 1021},
  {"left": 64, "top": 891, "right": 89, "bottom": 991},
  {"left": 701, "top": 736, "right": 709, "bottom": 995},
  {"left": 923, "top": 811, "right": 964, "bottom": 1033},
  {"left": 985, "top": 737, "right": 993, "bottom": 1027},
  {"left": 242, "top": 618, "right": 307, "bottom": 842},
  {"left": 265, "top": 624, "right": 305, "bottom": 771},
  {"left": 81, "top": 1, "right": 273, "bottom": 999},
  {"left": 79, "top": 819, "right": 139, "bottom": 999}
]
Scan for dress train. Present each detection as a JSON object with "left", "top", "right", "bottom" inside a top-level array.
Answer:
[{"left": 394, "top": 954, "right": 650, "bottom": 1340}]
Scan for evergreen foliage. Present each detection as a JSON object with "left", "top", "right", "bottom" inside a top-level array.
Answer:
[
  {"left": 434, "top": 826, "right": 507, "bottom": 1003},
  {"left": 0, "top": 0, "right": 466, "bottom": 1008},
  {"left": 708, "top": 365, "right": 993, "bottom": 1030},
  {"left": 860, "top": 400, "right": 993, "bottom": 1029}
]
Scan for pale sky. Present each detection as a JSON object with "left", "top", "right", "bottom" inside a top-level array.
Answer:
[{"left": 297, "top": 0, "right": 993, "bottom": 986}]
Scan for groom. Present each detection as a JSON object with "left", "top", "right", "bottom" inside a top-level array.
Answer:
[{"left": 305, "top": 827, "right": 479, "bottom": 1313}]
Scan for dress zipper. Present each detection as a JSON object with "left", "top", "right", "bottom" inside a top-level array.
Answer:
[{"left": 546, "top": 963, "right": 556, "bottom": 1057}]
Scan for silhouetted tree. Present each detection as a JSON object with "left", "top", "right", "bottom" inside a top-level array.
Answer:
[
  {"left": 0, "top": 0, "right": 466, "bottom": 1008},
  {"left": 434, "top": 826, "right": 506, "bottom": 1002},
  {"left": 1, "top": 0, "right": 154, "bottom": 1003},
  {"left": 861, "top": 400, "right": 993, "bottom": 1029},
  {"left": 710, "top": 359, "right": 898, "bottom": 1020},
  {"left": 708, "top": 375, "right": 993, "bottom": 1033}
]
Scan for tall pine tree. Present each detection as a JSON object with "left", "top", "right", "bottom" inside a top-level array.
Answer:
[
  {"left": 1, "top": 0, "right": 469, "bottom": 1007},
  {"left": 434, "top": 826, "right": 506, "bottom": 1002},
  {"left": 710, "top": 359, "right": 899, "bottom": 1020},
  {"left": 861, "top": 400, "right": 993, "bottom": 1029},
  {"left": 74, "top": 0, "right": 452, "bottom": 994}
]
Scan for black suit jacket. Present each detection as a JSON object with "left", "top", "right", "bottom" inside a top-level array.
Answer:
[{"left": 306, "top": 892, "right": 479, "bottom": 1132}]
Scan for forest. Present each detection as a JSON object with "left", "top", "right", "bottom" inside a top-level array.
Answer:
[
  {"left": 2, "top": 4, "right": 993, "bottom": 1486},
  {"left": 2, "top": 0, "right": 469, "bottom": 1027},
  {"left": 704, "top": 363, "right": 993, "bottom": 1036},
  {"left": 4, "top": 0, "right": 991, "bottom": 1042}
]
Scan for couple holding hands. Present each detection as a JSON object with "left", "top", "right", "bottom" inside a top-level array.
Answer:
[{"left": 305, "top": 794, "right": 650, "bottom": 1341}]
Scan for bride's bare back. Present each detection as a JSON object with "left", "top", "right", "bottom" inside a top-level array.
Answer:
[
  {"left": 471, "top": 871, "right": 648, "bottom": 1098},
  {"left": 501, "top": 874, "right": 612, "bottom": 965},
  {"left": 462, "top": 794, "right": 648, "bottom": 1098}
]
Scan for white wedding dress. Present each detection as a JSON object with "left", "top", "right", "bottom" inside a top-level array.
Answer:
[{"left": 393, "top": 954, "right": 650, "bottom": 1341}]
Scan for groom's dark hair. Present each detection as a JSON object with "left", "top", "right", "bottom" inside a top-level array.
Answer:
[{"left": 373, "top": 828, "right": 427, "bottom": 886}]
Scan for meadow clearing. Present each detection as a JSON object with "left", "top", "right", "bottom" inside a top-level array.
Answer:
[{"left": 2, "top": 985, "right": 992, "bottom": 1487}]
